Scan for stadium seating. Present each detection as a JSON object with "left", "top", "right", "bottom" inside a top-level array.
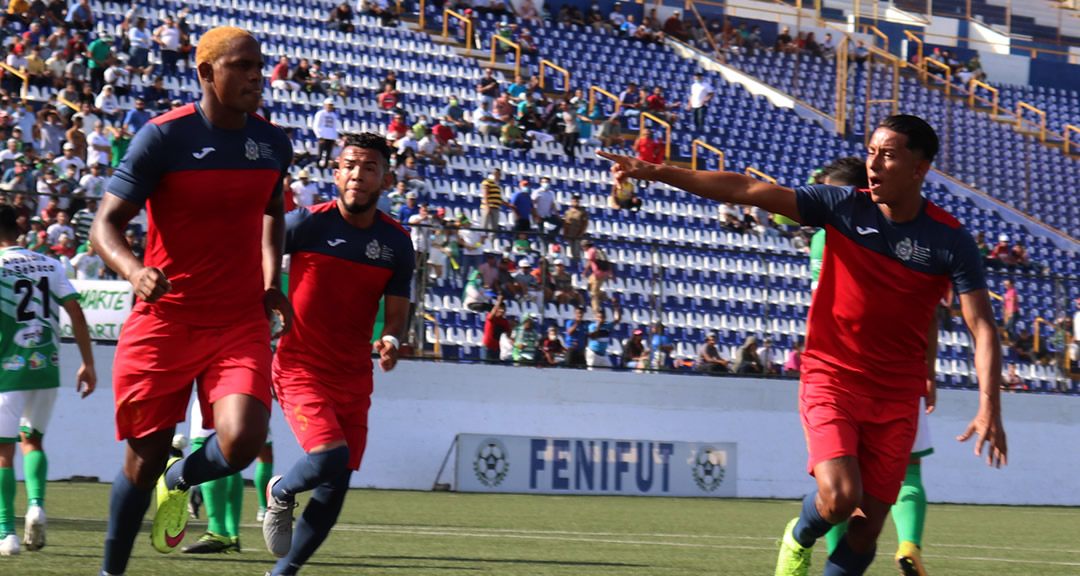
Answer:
[{"left": 77, "top": 0, "right": 1079, "bottom": 392}]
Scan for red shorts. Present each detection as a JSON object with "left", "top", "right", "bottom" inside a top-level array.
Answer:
[
  {"left": 113, "top": 311, "right": 273, "bottom": 441},
  {"left": 800, "top": 380, "right": 919, "bottom": 505},
  {"left": 273, "top": 369, "right": 371, "bottom": 471}
]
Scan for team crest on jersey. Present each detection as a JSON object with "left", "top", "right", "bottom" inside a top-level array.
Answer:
[
  {"left": 366, "top": 239, "right": 381, "bottom": 260},
  {"left": 28, "top": 352, "right": 45, "bottom": 370},
  {"left": 895, "top": 237, "right": 914, "bottom": 262},
  {"left": 245, "top": 138, "right": 259, "bottom": 161},
  {"left": 2, "top": 355, "right": 24, "bottom": 371}
]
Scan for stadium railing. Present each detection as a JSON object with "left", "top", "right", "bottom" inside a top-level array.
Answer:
[{"left": 691, "top": 140, "right": 724, "bottom": 171}]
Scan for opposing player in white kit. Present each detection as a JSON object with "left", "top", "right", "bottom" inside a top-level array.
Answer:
[{"left": 0, "top": 203, "right": 96, "bottom": 556}]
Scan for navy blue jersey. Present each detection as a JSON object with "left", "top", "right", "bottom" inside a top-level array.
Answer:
[
  {"left": 106, "top": 103, "right": 291, "bottom": 326},
  {"left": 275, "top": 201, "right": 414, "bottom": 383},
  {"left": 795, "top": 185, "right": 986, "bottom": 399}
]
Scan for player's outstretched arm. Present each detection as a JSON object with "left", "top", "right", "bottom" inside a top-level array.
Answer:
[
  {"left": 263, "top": 192, "right": 293, "bottom": 337},
  {"left": 956, "top": 288, "right": 1007, "bottom": 468},
  {"left": 62, "top": 298, "right": 96, "bottom": 398},
  {"left": 596, "top": 151, "right": 801, "bottom": 223},
  {"left": 91, "top": 193, "right": 171, "bottom": 302}
]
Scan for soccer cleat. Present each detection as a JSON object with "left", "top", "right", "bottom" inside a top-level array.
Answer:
[
  {"left": 775, "top": 517, "right": 812, "bottom": 576},
  {"left": 896, "top": 541, "right": 929, "bottom": 576},
  {"left": 188, "top": 485, "right": 203, "bottom": 520},
  {"left": 0, "top": 533, "right": 20, "bottom": 556},
  {"left": 262, "top": 475, "right": 297, "bottom": 558},
  {"left": 23, "top": 505, "right": 45, "bottom": 551},
  {"left": 230, "top": 536, "right": 241, "bottom": 553},
  {"left": 180, "top": 532, "right": 234, "bottom": 554},
  {"left": 256, "top": 507, "right": 266, "bottom": 522},
  {"left": 150, "top": 457, "right": 190, "bottom": 554}
]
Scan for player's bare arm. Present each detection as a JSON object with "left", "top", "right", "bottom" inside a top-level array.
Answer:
[
  {"left": 90, "top": 192, "right": 171, "bottom": 302},
  {"left": 597, "top": 151, "right": 801, "bottom": 222},
  {"left": 62, "top": 298, "right": 96, "bottom": 398},
  {"left": 926, "top": 315, "right": 938, "bottom": 414},
  {"left": 374, "top": 295, "right": 409, "bottom": 372},
  {"left": 263, "top": 192, "right": 293, "bottom": 337},
  {"left": 956, "top": 288, "right": 1007, "bottom": 468}
]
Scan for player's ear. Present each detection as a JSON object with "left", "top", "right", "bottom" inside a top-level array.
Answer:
[{"left": 196, "top": 60, "right": 215, "bottom": 84}]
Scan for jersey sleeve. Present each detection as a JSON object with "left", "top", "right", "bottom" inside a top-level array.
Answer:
[
  {"left": 49, "top": 256, "right": 79, "bottom": 303},
  {"left": 283, "top": 207, "right": 312, "bottom": 255},
  {"left": 947, "top": 228, "right": 988, "bottom": 294},
  {"left": 272, "top": 128, "right": 293, "bottom": 200},
  {"left": 106, "top": 121, "right": 165, "bottom": 206},
  {"left": 384, "top": 230, "right": 415, "bottom": 299},
  {"left": 794, "top": 184, "right": 854, "bottom": 228}
]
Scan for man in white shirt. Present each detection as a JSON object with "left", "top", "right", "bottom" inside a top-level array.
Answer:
[
  {"left": 416, "top": 129, "right": 446, "bottom": 168},
  {"left": 0, "top": 138, "right": 23, "bottom": 172},
  {"left": 86, "top": 122, "right": 111, "bottom": 169},
  {"left": 54, "top": 143, "right": 87, "bottom": 180},
  {"left": 310, "top": 98, "right": 341, "bottom": 167},
  {"left": 290, "top": 169, "right": 319, "bottom": 208},
  {"left": 70, "top": 242, "right": 105, "bottom": 279},
  {"left": 46, "top": 211, "right": 75, "bottom": 245},
  {"left": 472, "top": 100, "right": 503, "bottom": 137},
  {"left": 153, "top": 15, "right": 182, "bottom": 75},
  {"left": 103, "top": 64, "right": 131, "bottom": 96},
  {"left": 95, "top": 85, "right": 121, "bottom": 123},
  {"left": 530, "top": 176, "right": 562, "bottom": 234},
  {"left": 609, "top": 3, "right": 626, "bottom": 27},
  {"left": 78, "top": 102, "right": 103, "bottom": 136},
  {"left": 78, "top": 163, "right": 107, "bottom": 200},
  {"left": 687, "top": 72, "right": 715, "bottom": 132},
  {"left": 127, "top": 17, "right": 153, "bottom": 75}
]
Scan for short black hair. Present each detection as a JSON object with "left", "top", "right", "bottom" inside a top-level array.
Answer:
[
  {"left": 340, "top": 132, "right": 391, "bottom": 165},
  {"left": 821, "top": 156, "right": 868, "bottom": 188},
  {"left": 0, "top": 204, "right": 18, "bottom": 239},
  {"left": 877, "top": 114, "right": 939, "bottom": 163}
]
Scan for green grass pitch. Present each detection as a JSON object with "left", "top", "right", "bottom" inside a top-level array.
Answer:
[{"left": 4, "top": 482, "right": 1080, "bottom": 575}]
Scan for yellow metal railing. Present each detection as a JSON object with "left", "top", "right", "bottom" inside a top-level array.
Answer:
[
  {"left": 745, "top": 167, "right": 777, "bottom": 184},
  {"left": 418, "top": 0, "right": 426, "bottom": 28},
  {"left": 1016, "top": 101, "right": 1047, "bottom": 142},
  {"left": 423, "top": 313, "right": 441, "bottom": 358},
  {"left": 904, "top": 30, "right": 923, "bottom": 81},
  {"left": 639, "top": 112, "right": 671, "bottom": 160},
  {"left": 861, "top": 24, "right": 888, "bottom": 53},
  {"left": 589, "top": 86, "right": 620, "bottom": 116},
  {"left": 968, "top": 79, "right": 998, "bottom": 116},
  {"left": 691, "top": 139, "right": 724, "bottom": 171},
  {"left": 490, "top": 34, "right": 520, "bottom": 78},
  {"left": 1065, "top": 124, "right": 1080, "bottom": 156},
  {"left": 1033, "top": 316, "right": 1059, "bottom": 357},
  {"left": 923, "top": 58, "right": 952, "bottom": 98},
  {"left": 442, "top": 9, "right": 473, "bottom": 53},
  {"left": 538, "top": 59, "right": 569, "bottom": 93}
]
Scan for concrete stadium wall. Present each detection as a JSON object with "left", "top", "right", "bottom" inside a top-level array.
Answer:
[{"left": 24, "top": 343, "right": 1080, "bottom": 505}]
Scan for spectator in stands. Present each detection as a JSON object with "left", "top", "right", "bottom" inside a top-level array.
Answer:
[
  {"left": 758, "top": 338, "right": 781, "bottom": 374},
  {"left": 564, "top": 306, "right": 588, "bottom": 367},
  {"left": 610, "top": 177, "right": 641, "bottom": 212},
  {"left": 687, "top": 72, "right": 714, "bottom": 132},
  {"left": 618, "top": 81, "right": 641, "bottom": 117},
  {"left": 645, "top": 86, "right": 679, "bottom": 124},
  {"left": 478, "top": 167, "right": 504, "bottom": 235},
  {"left": 518, "top": 28, "right": 538, "bottom": 56},
  {"left": 650, "top": 322, "right": 674, "bottom": 370},
  {"left": 974, "top": 230, "right": 990, "bottom": 260},
  {"left": 122, "top": 98, "right": 151, "bottom": 134},
  {"left": 104, "top": 59, "right": 133, "bottom": 96},
  {"left": 733, "top": 335, "right": 763, "bottom": 374},
  {"left": 37, "top": 112, "right": 64, "bottom": 158},
  {"left": 1014, "top": 327, "right": 1036, "bottom": 363},
  {"left": 585, "top": 1, "right": 610, "bottom": 31},
  {"left": 776, "top": 26, "right": 795, "bottom": 53},
  {"left": 784, "top": 339, "right": 803, "bottom": 377},
  {"left": 397, "top": 190, "right": 418, "bottom": 226},
  {"left": 477, "top": 67, "right": 500, "bottom": 105},
  {"left": 501, "top": 119, "right": 531, "bottom": 151},
  {"left": 965, "top": 53, "right": 986, "bottom": 82},
  {"left": 127, "top": 17, "right": 153, "bottom": 75},
  {"left": 46, "top": 209, "right": 73, "bottom": 244},
  {"left": 311, "top": 98, "right": 342, "bottom": 167},
  {"left": 271, "top": 56, "right": 299, "bottom": 91},
  {"left": 663, "top": 10, "right": 687, "bottom": 42},
  {"left": 1003, "top": 363, "right": 1025, "bottom": 391},
  {"left": 0, "top": 138, "right": 23, "bottom": 172},
  {"left": 375, "top": 82, "right": 399, "bottom": 111},
  {"left": 476, "top": 252, "right": 499, "bottom": 289},
  {"left": 822, "top": 33, "right": 835, "bottom": 57},
  {"left": 718, "top": 202, "right": 744, "bottom": 232},
  {"left": 482, "top": 295, "right": 512, "bottom": 362},
  {"left": 0, "top": 158, "right": 31, "bottom": 194},
  {"left": 696, "top": 332, "right": 729, "bottom": 374},
  {"left": 442, "top": 95, "right": 472, "bottom": 133},
  {"left": 51, "top": 233, "right": 75, "bottom": 259},
  {"left": 151, "top": 14, "right": 181, "bottom": 76},
  {"left": 95, "top": 84, "right": 121, "bottom": 124},
  {"left": 1003, "top": 278, "right": 1019, "bottom": 343},
  {"left": 416, "top": 124, "right": 449, "bottom": 167},
  {"left": 527, "top": 176, "right": 558, "bottom": 233},
  {"left": 583, "top": 239, "right": 612, "bottom": 309},
  {"left": 386, "top": 111, "right": 409, "bottom": 143},
  {"left": 515, "top": 259, "right": 543, "bottom": 303},
  {"left": 469, "top": 100, "right": 501, "bottom": 138},
  {"left": 64, "top": 116, "right": 88, "bottom": 161},
  {"left": 496, "top": 255, "right": 525, "bottom": 300},
  {"left": 635, "top": 127, "right": 664, "bottom": 165},
  {"left": 23, "top": 46, "right": 47, "bottom": 89},
  {"left": 1011, "top": 241, "right": 1033, "bottom": 271},
  {"left": 361, "top": 0, "right": 397, "bottom": 26},
  {"left": 106, "top": 124, "right": 131, "bottom": 169},
  {"left": 618, "top": 14, "right": 638, "bottom": 38},
  {"left": 54, "top": 141, "right": 85, "bottom": 179},
  {"left": 988, "top": 233, "right": 1011, "bottom": 268},
  {"left": 509, "top": 180, "right": 534, "bottom": 232},
  {"left": 622, "top": 328, "right": 649, "bottom": 371},
  {"left": 609, "top": 2, "right": 626, "bottom": 28},
  {"left": 586, "top": 303, "right": 621, "bottom": 370},
  {"left": 290, "top": 169, "right": 319, "bottom": 207},
  {"left": 546, "top": 259, "right": 579, "bottom": 305},
  {"left": 563, "top": 194, "right": 589, "bottom": 261},
  {"left": 463, "top": 268, "right": 494, "bottom": 313},
  {"left": 803, "top": 32, "right": 823, "bottom": 59},
  {"left": 539, "top": 326, "right": 566, "bottom": 366},
  {"left": 327, "top": 1, "right": 354, "bottom": 32}
]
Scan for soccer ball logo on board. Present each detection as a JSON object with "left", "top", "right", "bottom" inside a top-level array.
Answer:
[
  {"left": 692, "top": 447, "right": 727, "bottom": 492},
  {"left": 474, "top": 439, "right": 510, "bottom": 487}
]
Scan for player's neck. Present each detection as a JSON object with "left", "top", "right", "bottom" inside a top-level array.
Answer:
[
  {"left": 337, "top": 199, "right": 377, "bottom": 228},
  {"left": 880, "top": 192, "right": 923, "bottom": 223},
  {"left": 199, "top": 95, "right": 248, "bottom": 131}
]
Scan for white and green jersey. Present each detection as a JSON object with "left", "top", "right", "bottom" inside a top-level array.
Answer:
[{"left": 0, "top": 247, "right": 78, "bottom": 392}]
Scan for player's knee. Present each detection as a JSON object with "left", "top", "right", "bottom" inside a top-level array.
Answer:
[
  {"left": 817, "top": 483, "right": 860, "bottom": 523},
  {"left": 310, "top": 445, "right": 350, "bottom": 479},
  {"left": 216, "top": 429, "right": 267, "bottom": 469}
]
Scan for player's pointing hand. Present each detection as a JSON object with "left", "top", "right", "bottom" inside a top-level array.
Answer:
[
  {"left": 596, "top": 151, "right": 661, "bottom": 188},
  {"left": 129, "top": 266, "right": 172, "bottom": 303},
  {"left": 957, "top": 404, "right": 1007, "bottom": 468},
  {"left": 264, "top": 287, "right": 294, "bottom": 338}
]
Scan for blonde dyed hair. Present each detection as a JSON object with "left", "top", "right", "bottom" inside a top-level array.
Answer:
[{"left": 194, "top": 26, "right": 256, "bottom": 67}]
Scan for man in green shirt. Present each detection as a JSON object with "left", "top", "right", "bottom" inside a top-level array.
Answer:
[
  {"left": 85, "top": 33, "right": 113, "bottom": 92},
  {"left": 107, "top": 125, "right": 130, "bottom": 168},
  {"left": 0, "top": 204, "right": 95, "bottom": 555}
]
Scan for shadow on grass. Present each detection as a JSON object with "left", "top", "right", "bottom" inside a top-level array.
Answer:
[{"left": 362, "top": 555, "right": 649, "bottom": 568}]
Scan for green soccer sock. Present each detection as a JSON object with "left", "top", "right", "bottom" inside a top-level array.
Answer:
[
  {"left": 191, "top": 437, "right": 227, "bottom": 536},
  {"left": 825, "top": 520, "right": 848, "bottom": 556},
  {"left": 23, "top": 449, "right": 47, "bottom": 508},
  {"left": 0, "top": 467, "right": 14, "bottom": 537},
  {"left": 223, "top": 472, "right": 243, "bottom": 539},
  {"left": 254, "top": 460, "right": 273, "bottom": 510},
  {"left": 891, "top": 462, "right": 927, "bottom": 547}
]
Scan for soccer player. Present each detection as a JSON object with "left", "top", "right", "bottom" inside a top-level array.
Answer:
[
  {"left": 0, "top": 203, "right": 96, "bottom": 556},
  {"left": 599, "top": 114, "right": 1007, "bottom": 576},
  {"left": 812, "top": 157, "right": 938, "bottom": 575},
  {"left": 90, "top": 27, "right": 293, "bottom": 576},
  {"left": 261, "top": 132, "right": 413, "bottom": 576}
]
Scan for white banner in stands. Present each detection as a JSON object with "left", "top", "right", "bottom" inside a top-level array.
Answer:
[
  {"left": 456, "top": 433, "right": 737, "bottom": 498},
  {"left": 58, "top": 280, "right": 133, "bottom": 341}
]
